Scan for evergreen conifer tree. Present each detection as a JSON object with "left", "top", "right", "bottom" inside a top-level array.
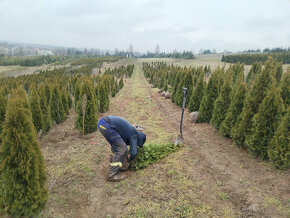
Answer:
[
  {"left": 246, "top": 62, "right": 262, "bottom": 85},
  {"left": 49, "top": 84, "right": 66, "bottom": 124},
  {"left": 0, "top": 94, "right": 48, "bottom": 217},
  {"left": 279, "top": 70, "right": 290, "bottom": 107},
  {"left": 246, "top": 86, "right": 284, "bottom": 160},
  {"left": 0, "top": 88, "right": 7, "bottom": 138},
  {"left": 119, "top": 78, "right": 124, "bottom": 90},
  {"left": 210, "top": 73, "right": 232, "bottom": 129},
  {"left": 198, "top": 70, "right": 219, "bottom": 122},
  {"left": 75, "top": 79, "right": 98, "bottom": 134},
  {"left": 39, "top": 85, "right": 51, "bottom": 133},
  {"left": 29, "top": 83, "right": 43, "bottom": 132},
  {"left": 219, "top": 82, "right": 247, "bottom": 137},
  {"left": 232, "top": 59, "right": 275, "bottom": 147},
  {"left": 61, "top": 87, "right": 69, "bottom": 115},
  {"left": 99, "top": 82, "right": 110, "bottom": 113},
  {"left": 188, "top": 71, "right": 204, "bottom": 112},
  {"left": 268, "top": 107, "right": 290, "bottom": 170}
]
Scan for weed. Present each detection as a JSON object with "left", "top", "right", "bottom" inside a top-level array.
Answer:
[{"left": 219, "top": 192, "right": 229, "bottom": 201}]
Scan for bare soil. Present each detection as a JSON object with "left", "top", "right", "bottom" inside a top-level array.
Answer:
[{"left": 40, "top": 61, "right": 289, "bottom": 218}]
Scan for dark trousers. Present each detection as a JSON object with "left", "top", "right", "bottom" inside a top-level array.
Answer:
[{"left": 98, "top": 118, "right": 127, "bottom": 178}]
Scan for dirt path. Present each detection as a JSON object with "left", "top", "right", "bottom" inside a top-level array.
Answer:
[{"left": 40, "top": 61, "right": 289, "bottom": 217}]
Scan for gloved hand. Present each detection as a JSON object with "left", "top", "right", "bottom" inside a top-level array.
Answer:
[{"left": 121, "top": 154, "right": 130, "bottom": 171}]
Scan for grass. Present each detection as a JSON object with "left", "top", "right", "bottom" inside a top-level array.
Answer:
[{"left": 0, "top": 65, "right": 27, "bottom": 77}]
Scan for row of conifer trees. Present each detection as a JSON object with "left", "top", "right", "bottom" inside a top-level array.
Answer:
[
  {"left": 222, "top": 51, "right": 290, "bottom": 65},
  {"left": 143, "top": 58, "right": 289, "bottom": 170},
  {"left": 0, "top": 62, "right": 134, "bottom": 217}
]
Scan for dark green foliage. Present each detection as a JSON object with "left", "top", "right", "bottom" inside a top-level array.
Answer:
[
  {"left": 0, "top": 88, "right": 7, "bottom": 137},
  {"left": 111, "top": 81, "right": 117, "bottom": 97},
  {"left": 246, "top": 86, "right": 284, "bottom": 160},
  {"left": 49, "top": 84, "right": 66, "bottom": 124},
  {"left": 279, "top": 70, "right": 290, "bottom": 107},
  {"left": 219, "top": 82, "right": 247, "bottom": 137},
  {"left": 68, "top": 92, "right": 73, "bottom": 109},
  {"left": 222, "top": 51, "right": 290, "bottom": 65},
  {"left": 130, "top": 143, "right": 180, "bottom": 170},
  {"left": 119, "top": 78, "right": 124, "bottom": 90},
  {"left": 39, "top": 85, "right": 51, "bottom": 133},
  {"left": 268, "top": 107, "right": 290, "bottom": 170},
  {"left": 99, "top": 82, "right": 110, "bottom": 113},
  {"left": 75, "top": 79, "right": 98, "bottom": 134},
  {"left": 210, "top": 74, "right": 232, "bottom": 129},
  {"left": 246, "top": 62, "right": 262, "bottom": 85},
  {"left": 188, "top": 72, "right": 204, "bottom": 112},
  {"left": 29, "top": 83, "right": 43, "bottom": 132},
  {"left": 198, "top": 70, "right": 219, "bottom": 122},
  {"left": 61, "top": 87, "right": 69, "bottom": 115},
  {"left": 74, "top": 81, "right": 81, "bottom": 109},
  {"left": 232, "top": 58, "right": 275, "bottom": 147},
  {"left": 0, "top": 94, "right": 48, "bottom": 217}
]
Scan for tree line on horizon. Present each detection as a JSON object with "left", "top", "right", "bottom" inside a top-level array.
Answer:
[{"left": 222, "top": 51, "right": 290, "bottom": 65}]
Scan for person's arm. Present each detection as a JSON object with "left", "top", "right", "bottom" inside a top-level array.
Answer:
[{"left": 129, "top": 134, "right": 138, "bottom": 162}]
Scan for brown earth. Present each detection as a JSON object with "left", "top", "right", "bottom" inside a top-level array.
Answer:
[{"left": 40, "top": 62, "right": 289, "bottom": 218}]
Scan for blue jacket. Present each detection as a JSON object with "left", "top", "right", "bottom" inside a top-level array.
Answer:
[{"left": 106, "top": 116, "right": 146, "bottom": 161}]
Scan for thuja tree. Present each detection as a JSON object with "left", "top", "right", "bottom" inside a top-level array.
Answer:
[
  {"left": 49, "top": 84, "right": 66, "bottom": 124},
  {"left": 99, "top": 81, "right": 110, "bottom": 113},
  {"left": 0, "top": 93, "right": 48, "bottom": 217},
  {"left": 75, "top": 79, "right": 98, "bottom": 134},
  {"left": 29, "top": 83, "right": 43, "bottom": 132},
  {"left": 246, "top": 62, "right": 262, "bottom": 85},
  {"left": 0, "top": 88, "right": 7, "bottom": 138},
  {"left": 246, "top": 86, "right": 284, "bottom": 160},
  {"left": 119, "top": 78, "right": 124, "bottom": 90},
  {"left": 219, "top": 82, "right": 247, "bottom": 137},
  {"left": 232, "top": 58, "right": 275, "bottom": 147},
  {"left": 279, "top": 70, "right": 290, "bottom": 107},
  {"left": 171, "top": 72, "right": 184, "bottom": 103},
  {"left": 268, "top": 107, "right": 290, "bottom": 170},
  {"left": 198, "top": 70, "right": 219, "bottom": 122},
  {"left": 188, "top": 71, "right": 205, "bottom": 112},
  {"left": 175, "top": 71, "right": 193, "bottom": 107},
  {"left": 39, "top": 84, "right": 51, "bottom": 133},
  {"left": 210, "top": 73, "right": 232, "bottom": 129},
  {"left": 61, "top": 87, "right": 69, "bottom": 115}
]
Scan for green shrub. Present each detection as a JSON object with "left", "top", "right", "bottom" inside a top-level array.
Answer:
[
  {"left": 268, "top": 107, "right": 290, "bottom": 169},
  {"left": 29, "top": 83, "right": 43, "bottom": 132},
  {"left": 210, "top": 74, "right": 232, "bottom": 129},
  {"left": 246, "top": 86, "right": 284, "bottom": 160},
  {"left": 188, "top": 71, "right": 205, "bottom": 112},
  {"left": 49, "top": 84, "right": 66, "bottom": 124},
  {"left": 130, "top": 143, "right": 180, "bottom": 170},
  {"left": 75, "top": 79, "right": 98, "bottom": 134},
  {"left": 198, "top": 70, "right": 219, "bottom": 122},
  {"left": 0, "top": 93, "right": 48, "bottom": 217},
  {"left": 219, "top": 82, "right": 247, "bottom": 137},
  {"left": 99, "top": 81, "right": 110, "bottom": 113},
  {"left": 0, "top": 88, "right": 7, "bottom": 137}
]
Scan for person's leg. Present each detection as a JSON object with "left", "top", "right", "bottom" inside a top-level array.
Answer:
[{"left": 98, "top": 118, "right": 128, "bottom": 180}]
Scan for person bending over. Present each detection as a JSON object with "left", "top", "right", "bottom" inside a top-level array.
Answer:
[{"left": 98, "top": 115, "right": 146, "bottom": 182}]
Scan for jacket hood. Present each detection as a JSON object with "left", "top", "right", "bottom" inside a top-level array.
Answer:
[{"left": 137, "top": 132, "right": 146, "bottom": 146}]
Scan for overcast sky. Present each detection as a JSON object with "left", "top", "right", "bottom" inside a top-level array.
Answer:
[{"left": 0, "top": 0, "right": 290, "bottom": 53}]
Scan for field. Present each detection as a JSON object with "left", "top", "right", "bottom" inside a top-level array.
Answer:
[
  {"left": 0, "top": 56, "right": 289, "bottom": 217},
  {"left": 37, "top": 59, "right": 289, "bottom": 217}
]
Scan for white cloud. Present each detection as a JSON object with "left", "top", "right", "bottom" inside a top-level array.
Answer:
[{"left": 0, "top": 0, "right": 289, "bottom": 52}]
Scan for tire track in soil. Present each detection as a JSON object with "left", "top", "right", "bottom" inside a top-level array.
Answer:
[{"left": 146, "top": 81, "right": 290, "bottom": 217}]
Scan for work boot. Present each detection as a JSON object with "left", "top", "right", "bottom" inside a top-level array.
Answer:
[{"left": 107, "top": 174, "right": 127, "bottom": 182}]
